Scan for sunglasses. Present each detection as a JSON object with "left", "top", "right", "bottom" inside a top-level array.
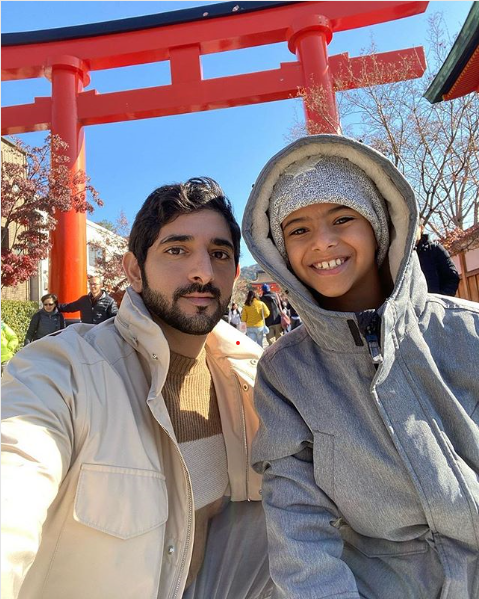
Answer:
[{"left": 43, "top": 303, "right": 55, "bottom": 306}]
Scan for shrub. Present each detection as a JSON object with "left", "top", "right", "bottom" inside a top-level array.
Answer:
[{"left": 1, "top": 300, "right": 39, "bottom": 349}]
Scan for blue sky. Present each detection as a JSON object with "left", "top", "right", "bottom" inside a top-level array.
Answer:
[{"left": 1, "top": 1, "right": 474, "bottom": 267}]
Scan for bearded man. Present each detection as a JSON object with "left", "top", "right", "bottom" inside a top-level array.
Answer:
[{"left": 2, "top": 178, "right": 272, "bottom": 599}]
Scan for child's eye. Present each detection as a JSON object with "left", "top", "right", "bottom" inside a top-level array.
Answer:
[
  {"left": 334, "top": 216, "right": 354, "bottom": 225},
  {"left": 289, "top": 227, "right": 307, "bottom": 236},
  {"left": 165, "top": 247, "right": 186, "bottom": 255}
]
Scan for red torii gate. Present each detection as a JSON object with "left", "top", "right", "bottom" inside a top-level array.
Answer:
[{"left": 2, "top": 0, "right": 428, "bottom": 305}]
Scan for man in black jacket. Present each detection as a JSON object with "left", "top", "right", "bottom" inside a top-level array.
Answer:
[
  {"left": 58, "top": 276, "right": 119, "bottom": 324},
  {"left": 260, "top": 284, "right": 282, "bottom": 345},
  {"left": 415, "top": 225, "right": 460, "bottom": 296}
]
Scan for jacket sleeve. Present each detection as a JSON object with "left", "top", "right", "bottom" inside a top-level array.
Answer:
[
  {"left": 261, "top": 301, "right": 270, "bottom": 319},
  {"left": 5, "top": 324, "right": 19, "bottom": 353},
  {"left": 1, "top": 342, "right": 76, "bottom": 598},
  {"left": 107, "top": 297, "right": 119, "bottom": 318},
  {"left": 24, "top": 312, "right": 40, "bottom": 345},
  {"left": 241, "top": 307, "right": 248, "bottom": 323},
  {"left": 58, "top": 298, "right": 83, "bottom": 313},
  {"left": 434, "top": 244, "right": 460, "bottom": 296},
  {"left": 252, "top": 358, "right": 360, "bottom": 599}
]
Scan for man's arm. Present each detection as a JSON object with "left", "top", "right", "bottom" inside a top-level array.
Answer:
[
  {"left": 253, "top": 360, "right": 360, "bottom": 599},
  {"left": 57, "top": 297, "right": 83, "bottom": 313},
  {"left": 1, "top": 342, "right": 75, "bottom": 598},
  {"left": 434, "top": 244, "right": 460, "bottom": 296},
  {"left": 107, "top": 297, "right": 119, "bottom": 318}
]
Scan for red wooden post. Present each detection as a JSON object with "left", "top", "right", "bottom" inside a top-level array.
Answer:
[
  {"left": 288, "top": 15, "right": 339, "bottom": 134},
  {"left": 49, "top": 56, "right": 89, "bottom": 309}
]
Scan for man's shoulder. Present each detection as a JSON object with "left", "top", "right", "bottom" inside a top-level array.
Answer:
[{"left": 27, "top": 319, "right": 129, "bottom": 366}]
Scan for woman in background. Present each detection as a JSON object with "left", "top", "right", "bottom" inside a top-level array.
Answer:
[
  {"left": 240, "top": 290, "right": 270, "bottom": 347},
  {"left": 25, "top": 293, "right": 65, "bottom": 345}
]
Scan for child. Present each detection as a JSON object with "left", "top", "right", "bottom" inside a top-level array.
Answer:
[{"left": 242, "top": 135, "right": 479, "bottom": 599}]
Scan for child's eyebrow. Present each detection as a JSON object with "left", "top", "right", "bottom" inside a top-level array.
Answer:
[{"left": 282, "top": 204, "right": 350, "bottom": 229}]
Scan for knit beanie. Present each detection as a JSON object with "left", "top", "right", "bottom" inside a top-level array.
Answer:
[{"left": 269, "top": 154, "right": 390, "bottom": 266}]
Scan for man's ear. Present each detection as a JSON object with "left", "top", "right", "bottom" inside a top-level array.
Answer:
[
  {"left": 234, "top": 263, "right": 241, "bottom": 283},
  {"left": 123, "top": 252, "right": 143, "bottom": 293}
]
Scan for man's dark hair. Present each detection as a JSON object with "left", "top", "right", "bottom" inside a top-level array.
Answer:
[{"left": 129, "top": 177, "right": 241, "bottom": 268}]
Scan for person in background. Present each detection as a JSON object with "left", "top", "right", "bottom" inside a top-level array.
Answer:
[
  {"left": 287, "top": 301, "right": 302, "bottom": 331},
  {"left": 415, "top": 222, "right": 460, "bottom": 296},
  {"left": 1, "top": 321, "right": 18, "bottom": 374},
  {"left": 241, "top": 289, "right": 270, "bottom": 347},
  {"left": 242, "top": 134, "right": 479, "bottom": 599},
  {"left": 260, "top": 284, "right": 282, "bottom": 345},
  {"left": 24, "top": 293, "right": 65, "bottom": 345},
  {"left": 58, "top": 276, "right": 118, "bottom": 324},
  {"left": 2, "top": 177, "right": 271, "bottom": 599},
  {"left": 280, "top": 299, "right": 291, "bottom": 333},
  {"left": 228, "top": 302, "right": 242, "bottom": 329}
]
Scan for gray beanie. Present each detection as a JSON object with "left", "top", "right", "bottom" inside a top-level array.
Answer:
[{"left": 269, "top": 154, "right": 390, "bottom": 266}]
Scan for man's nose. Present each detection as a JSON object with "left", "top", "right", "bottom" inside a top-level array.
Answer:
[{"left": 188, "top": 252, "right": 214, "bottom": 285}]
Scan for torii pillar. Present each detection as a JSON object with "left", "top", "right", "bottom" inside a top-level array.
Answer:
[
  {"left": 288, "top": 15, "right": 340, "bottom": 133},
  {"left": 49, "top": 56, "right": 89, "bottom": 301}
]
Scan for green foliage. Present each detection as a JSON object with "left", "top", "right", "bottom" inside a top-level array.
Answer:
[{"left": 1, "top": 300, "right": 39, "bottom": 348}]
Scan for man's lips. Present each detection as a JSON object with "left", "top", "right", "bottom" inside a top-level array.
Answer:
[{"left": 182, "top": 295, "right": 216, "bottom": 306}]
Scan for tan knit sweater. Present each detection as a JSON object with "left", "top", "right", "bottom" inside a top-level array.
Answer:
[{"left": 162, "top": 349, "right": 228, "bottom": 588}]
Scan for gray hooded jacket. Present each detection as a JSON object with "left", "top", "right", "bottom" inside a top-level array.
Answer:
[{"left": 242, "top": 135, "right": 479, "bottom": 599}]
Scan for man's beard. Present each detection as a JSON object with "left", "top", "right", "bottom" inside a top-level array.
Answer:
[{"left": 141, "top": 275, "right": 230, "bottom": 335}]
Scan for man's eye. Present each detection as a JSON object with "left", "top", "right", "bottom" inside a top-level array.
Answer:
[
  {"left": 165, "top": 247, "right": 185, "bottom": 255},
  {"left": 212, "top": 250, "right": 231, "bottom": 260}
]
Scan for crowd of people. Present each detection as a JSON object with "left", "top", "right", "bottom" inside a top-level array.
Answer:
[{"left": 1, "top": 136, "right": 477, "bottom": 599}]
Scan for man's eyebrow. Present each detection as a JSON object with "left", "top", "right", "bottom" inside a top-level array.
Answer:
[
  {"left": 157, "top": 234, "right": 233, "bottom": 251},
  {"left": 158, "top": 234, "right": 193, "bottom": 245},
  {"left": 211, "top": 237, "right": 234, "bottom": 251}
]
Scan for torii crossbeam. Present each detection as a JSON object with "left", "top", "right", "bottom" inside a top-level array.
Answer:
[{"left": 1, "top": 0, "right": 428, "bottom": 305}]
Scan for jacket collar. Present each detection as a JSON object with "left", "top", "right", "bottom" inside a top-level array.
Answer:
[{"left": 115, "top": 287, "right": 261, "bottom": 387}]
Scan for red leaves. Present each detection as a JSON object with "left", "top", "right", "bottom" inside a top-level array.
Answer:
[{"left": 2, "top": 134, "right": 102, "bottom": 288}]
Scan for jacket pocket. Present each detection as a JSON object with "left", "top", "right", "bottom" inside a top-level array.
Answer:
[
  {"left": 74, "top": 463, "right": 168, "bottom": 539},
  {"left": 312, "top": 431, "right": 335, "bottom": 502},
  {"left": 340, "top": 523, "right": 428, "bottom": 557}
]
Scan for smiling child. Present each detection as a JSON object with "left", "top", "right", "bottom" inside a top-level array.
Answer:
[{"left": 242, "top": 135, "right": 479, "bottom": 599}]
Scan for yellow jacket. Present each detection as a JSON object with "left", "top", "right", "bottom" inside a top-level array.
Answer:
[
  {"left": 1, "top": 288, "right": 263, "bottom": 599},
  {"left": 241, "top": 298, "right": 270, "bottom": 327}
]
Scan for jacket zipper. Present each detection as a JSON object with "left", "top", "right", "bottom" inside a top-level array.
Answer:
[
  {"left": 365, "top": 314, "right": 383, "bottom": 365},
  {"left": 234, "top": 374, "right": 250, "bottom": 500},
  {"left": 163, "top": 428, "right": 194, "bottom": 599}
]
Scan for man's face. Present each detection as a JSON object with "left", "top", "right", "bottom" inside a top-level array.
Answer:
[
  {"left": 138, "top": 209, "right": 238, "bottom": 335},
  {"left": 89, "top": 278, "right": 102, "bottom": 298}
]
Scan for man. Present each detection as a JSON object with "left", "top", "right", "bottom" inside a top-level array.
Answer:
[
  {"left": 58, "top": 275, "right": 118, "bottom": 324},
  {"left": 1, "top": 178, "right": 272, "bottom": 599},
  {"left": 260, "top": 284, "right": 282, "bottom": 345},
  {"left": 415, "top": 223, "right": 460, "bottom": 296}
]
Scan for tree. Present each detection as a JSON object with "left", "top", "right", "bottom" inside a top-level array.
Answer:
[
  {"left": 1, "top": 134, "right": 102, "bottom": 288},
  {"left": 293, "top": 14, "right": 479, "bottom": 239},
  {"left": 91, "top": 211, "right": 130, "bottom": 302}
]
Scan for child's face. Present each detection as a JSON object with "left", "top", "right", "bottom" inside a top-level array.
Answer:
[{"left": 282, "top": 203, "right": 384, "bottom": 311}]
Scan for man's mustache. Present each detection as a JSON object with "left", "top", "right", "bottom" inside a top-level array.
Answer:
[{"left": 173, "top": 283, "right": 221, "bottom": 302}]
